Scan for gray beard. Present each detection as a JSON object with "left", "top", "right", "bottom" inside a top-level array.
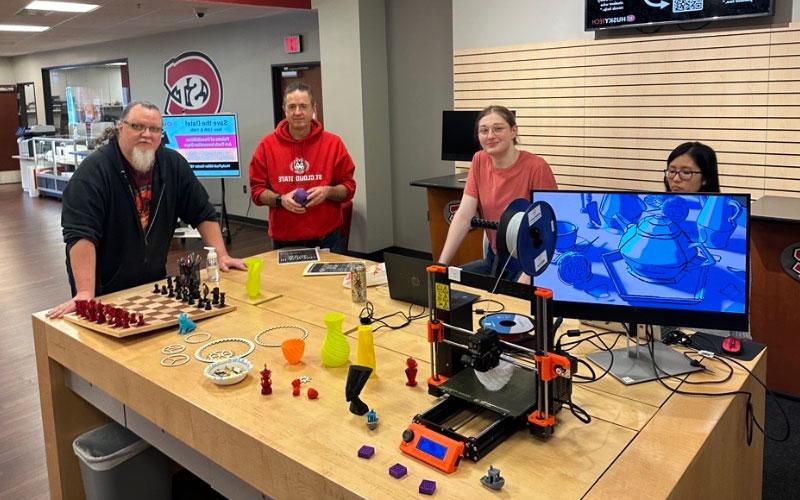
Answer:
[{"left": 130, "top": 146, "right": 156, "bottom": 173}]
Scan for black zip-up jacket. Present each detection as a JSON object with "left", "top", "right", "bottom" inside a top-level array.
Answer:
[{"left": 61, "top": 138, "right": 216, "bottom": 296}]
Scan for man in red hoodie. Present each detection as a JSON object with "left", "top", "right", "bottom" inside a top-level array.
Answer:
[{"left": 249, "top": 82, "right": 356, "bottom": 252}]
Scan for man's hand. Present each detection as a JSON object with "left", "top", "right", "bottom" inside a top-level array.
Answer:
[
  {"left": 219, "top": 255, "right": 247, "bottom": 272},
  {"left": 304, "top": 185, "right": 331, "bottom": 208},
  {"left": 46, "top": 291, "right": 94, "bottom": 319},
  {"left": 282, "top": 189, "right": 307, "bottom": 214}
]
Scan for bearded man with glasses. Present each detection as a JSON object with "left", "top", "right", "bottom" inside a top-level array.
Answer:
[{"left": 48, "top": 101, "right": 246, "bottom": 318}]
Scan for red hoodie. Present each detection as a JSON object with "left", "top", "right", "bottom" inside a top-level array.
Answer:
[{"left": 249, "top": 119, "right": 356, "bottom": 241}]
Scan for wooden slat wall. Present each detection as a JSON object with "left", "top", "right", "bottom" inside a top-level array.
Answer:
[{"left": 453, "top": 23, "right": 800, "bottom": 198}]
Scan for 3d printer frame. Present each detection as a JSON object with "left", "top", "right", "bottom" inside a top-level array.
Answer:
[{"left": 399, "top": 266, "right": 578, "bottom": 473}]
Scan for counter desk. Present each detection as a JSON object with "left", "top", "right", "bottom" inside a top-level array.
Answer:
[
  {"left": 750, "top": 195, "right": 800, "bottom": 397},
  {"left": 34, "top": 251, "right": 765, "bottom": 499}
]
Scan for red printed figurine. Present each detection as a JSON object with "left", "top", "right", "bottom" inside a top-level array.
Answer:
[
  {"left": 292, "top": 378, "right": 301, "bottom": 397},
  {"left": 307, "top": 388, "right": 319, "bottom": 400},
  {"left": 405, "top": 357, "right": 418, "bottom": 387},
  {"left": 260, "top": 364, "right": 272, "bottom": 395}
]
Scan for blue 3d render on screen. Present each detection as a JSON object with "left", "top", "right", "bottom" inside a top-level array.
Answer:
[{"left": 530, "top": 190, "right": 750, "bottom": 384}]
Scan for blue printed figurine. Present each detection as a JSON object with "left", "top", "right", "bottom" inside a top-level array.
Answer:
[
  {"left": 178, "top": 312, "right": 196, "bottom": 334},
  {"left": 366, "top": 409, "right": 379, "bottom": 430}
]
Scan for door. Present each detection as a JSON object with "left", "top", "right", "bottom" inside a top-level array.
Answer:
[
  {"left": 0, "top": 86, "right": 19, "bottom": 171},
  {"left": 271, "top": 63, "right": 323, "bottom": 128}
]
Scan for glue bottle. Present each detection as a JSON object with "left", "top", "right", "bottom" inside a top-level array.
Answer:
[{"left": 205, "top": 246, "right": 220, "bottom": 283}]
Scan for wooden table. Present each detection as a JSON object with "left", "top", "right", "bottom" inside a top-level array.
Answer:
[{"left": 33, "top": 251, "right": 765, "bottom": 499}]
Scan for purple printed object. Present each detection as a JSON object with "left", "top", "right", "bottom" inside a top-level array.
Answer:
[
  {"left": 419, "top": 479, "right": 436, "bottom": 495},
  {"left": 389, "top": 463, "right": 407, "bottom": 479},
  {"left": 293, "top": 188, "right": 309, "bottom": 206},
  {"left": 357, "top": 445, "right": 375, "bottom": 459}
]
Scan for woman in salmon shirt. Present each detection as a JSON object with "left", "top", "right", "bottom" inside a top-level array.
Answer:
[{"left": 439, "top": 105, "right": 558, "bottom": 280}]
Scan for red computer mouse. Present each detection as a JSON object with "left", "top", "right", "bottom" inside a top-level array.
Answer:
[{"left": 721, "top": 335, "right": 742, "bottom": 355}]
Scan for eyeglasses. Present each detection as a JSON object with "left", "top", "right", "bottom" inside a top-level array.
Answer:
[
  {"left": 664, "top": 168, "right": 702, "bottom": 181},
  {"left": 121, "top": 120, "right": 162, "bottom": 135},
  {"left": 477, "top": 125, "right": 509, "bottom": 137}
]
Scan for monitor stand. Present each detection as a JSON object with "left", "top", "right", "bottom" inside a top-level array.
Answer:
[{"left": 586, "top": 322, "right": 702, "bottom": 385}]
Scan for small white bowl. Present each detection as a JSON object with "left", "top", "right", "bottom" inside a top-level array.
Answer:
[{"left": 204, "top": 356, "right": 252, "bottom": 386}]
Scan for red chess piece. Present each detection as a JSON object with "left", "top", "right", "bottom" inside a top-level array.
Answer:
[
  {"left": 137, "top": 313, "right": 145, "bottom": 326},
  {"left": 260, "top": 365, "right": 272, "bottom": 395},
  {"left": 405, "top": 357, "right": 418, "bottom": 387}
]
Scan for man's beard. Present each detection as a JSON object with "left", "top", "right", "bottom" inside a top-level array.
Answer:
[{"left": 130, "top": 146, "right": 156, "bottom": 173}]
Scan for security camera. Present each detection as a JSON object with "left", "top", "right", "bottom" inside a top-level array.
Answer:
[{"left": 194, "top": 7, "right": 207, "bottom": 19}]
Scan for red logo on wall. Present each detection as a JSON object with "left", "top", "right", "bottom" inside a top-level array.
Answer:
[
  {"left": 163, "top": 51, "right": 223, "bottom": 115},
  {"left": 781, "top": 243, "right": 800, "bottom": 283}
]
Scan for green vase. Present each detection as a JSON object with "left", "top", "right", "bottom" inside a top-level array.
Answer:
[{"left": 321, "top": 311, "right": 349, "bottom": 367}]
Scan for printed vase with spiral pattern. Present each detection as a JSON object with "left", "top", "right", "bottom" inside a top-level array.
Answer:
[{"left": 321, "top": 311, "right": 350, "bottom": 367}]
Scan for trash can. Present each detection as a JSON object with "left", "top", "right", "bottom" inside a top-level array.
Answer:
[{"left": 73, "top": 422, "right": 171, "bottom": 500}]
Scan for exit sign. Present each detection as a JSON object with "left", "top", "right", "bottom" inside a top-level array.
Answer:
[{"left": 284, "top": 34, "right": 302, "bottom": 54}]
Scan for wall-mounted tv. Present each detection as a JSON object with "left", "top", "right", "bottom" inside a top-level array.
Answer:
[
  {"left": 585, "top": 0, "right": 774, "bottom": 31},
  {"left": 441, "top": 110, "right": 481, "bottom": 162},
  {"left": 161, "top": 113, "right": 241, "bottom": 178}
]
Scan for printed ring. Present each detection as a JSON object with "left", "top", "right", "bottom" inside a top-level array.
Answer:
[
  {"left": 161, "top": 344, "right": 186, "bottom": 355},
  {"left": 194, "top": 337, "right": 255, "bottom": 363},
  {"left": 184, "top": 331, "right": 212, "bottom": 344},
  {"left": 255, "top": 325, "right": 309, "bottom": 347},
  {"left": 161, "top": 353, "right": 190, "bottom": 367}
]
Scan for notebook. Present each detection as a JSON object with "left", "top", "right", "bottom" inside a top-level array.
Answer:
[{"left": 384, "top": 252, "right": 479, "bottom": 308}]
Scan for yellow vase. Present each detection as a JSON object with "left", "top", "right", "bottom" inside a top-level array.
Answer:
[
  {"left": 356, "top": 324, "right": 376, "bottom": 377},
  {"left": 321, "top": 311, "right": 349, "bottom": 367},
  {"left": 244, "top": 257, "right": 263, "bottom": 299}
]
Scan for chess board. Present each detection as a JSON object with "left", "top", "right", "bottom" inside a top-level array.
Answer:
[{"left": 63, "top": 287, "right": 236, "bottom": 338}]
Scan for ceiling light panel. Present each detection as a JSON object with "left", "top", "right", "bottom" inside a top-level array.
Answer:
[{"left": 25, "top": 1, "right": 100, "bottom": 13}]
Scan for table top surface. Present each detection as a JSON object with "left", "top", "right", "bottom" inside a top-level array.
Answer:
[
  {"left": 35, "top": 250, "right": 765, "bottom": 499},
  {"left": 751, "top": 195, "right": 800, "bottom": 223},
  {"left": 410, "top": 173, "right": 468, "bottom": 190}
]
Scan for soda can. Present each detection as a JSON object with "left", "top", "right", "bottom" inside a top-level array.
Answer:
[{"left": 351, "top": 263, "right": 367, "bottom": 303}]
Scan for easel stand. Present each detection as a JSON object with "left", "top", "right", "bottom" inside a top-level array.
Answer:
[
  {"left": 586, "top": 322, "right": 701, "bottom": 385},
  {"left": 215, "top": 178, "right": 231, "bottom": 245}
]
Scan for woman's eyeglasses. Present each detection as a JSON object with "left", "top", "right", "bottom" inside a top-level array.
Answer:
[{"left": 664, "top": 168, "right": 702, "bottom": 181}]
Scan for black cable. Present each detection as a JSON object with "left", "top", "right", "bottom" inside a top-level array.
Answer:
[
  {"left": 473, "top": 299, "right": 505, "bottom": 315},
  {"left": 677, "top": 21, "right": 711, "bottom": 31},
  {"left": 359, "top": 300, "right": 426, "bottom": 332},
  {"left": 556, "top": 397, "right": 592, "bottom": 424},
  {"left": 641, "top": 325, "right": 787, "bottom": 446}
]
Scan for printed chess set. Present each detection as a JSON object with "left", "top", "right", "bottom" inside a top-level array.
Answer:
[{"left": 63, "top": 277, "right": 236, "bottom": 338}]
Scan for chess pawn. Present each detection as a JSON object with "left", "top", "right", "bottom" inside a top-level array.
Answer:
[
  {"left": 260, "top": 365, "right": 272, "bottom": 395},
  {"left": 405, "top": 357, "right": 418, "bottom": 387}
]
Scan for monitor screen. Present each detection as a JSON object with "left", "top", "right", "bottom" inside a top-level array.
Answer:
[
  {"left": 529, "top": 191, "right": 750, "bottom": 331},
  {"left": 161, "top": 113, "right": 241, "bottom": 178},
  {"left": 585, "top": 0, "right": 774, "bottom": 31},
  {"left": 441, "top": 110, "right": 481, "bottom": 162}
]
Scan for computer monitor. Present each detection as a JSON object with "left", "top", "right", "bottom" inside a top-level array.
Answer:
[
  {"left": 161, "top": 113, "right": 241, "bottom": 178},
  {"left": 529, "top": 190, "right": 750, "bottom": 384},
  {"left": 441, "top": 110, "right": 481, "bottom": 162}
]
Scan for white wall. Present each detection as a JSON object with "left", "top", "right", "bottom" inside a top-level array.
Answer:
[
  {"left": 387, "top": 0, "right": 453, "bottom": 252},
  {"left": 314, "top": 0, "right": 394, "bottom": 253},
  {"left": 0, "top": 57, "right": 13, "bottom": 82},
  {"left": 11, "top": 11, "right": 321, "bottom": 222},
  {"left": 454, "top": 0, "right": 800, "bottom": 50}
]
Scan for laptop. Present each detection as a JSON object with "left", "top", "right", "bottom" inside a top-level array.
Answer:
[{"left": 384, "top": 252, "right": 480, "bottom": 308}]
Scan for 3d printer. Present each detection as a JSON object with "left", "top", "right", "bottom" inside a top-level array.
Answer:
[{"left": 399, "top": 200, "right": 579, "bottom": 473}]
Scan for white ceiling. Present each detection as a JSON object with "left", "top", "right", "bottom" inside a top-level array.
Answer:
[{"left": 0, "top": 0, "right": 295, "bottom": 57}]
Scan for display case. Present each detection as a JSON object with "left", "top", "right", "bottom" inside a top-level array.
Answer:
[{"left": 34, "top": 137, "right": 90, "bottom": 198}]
